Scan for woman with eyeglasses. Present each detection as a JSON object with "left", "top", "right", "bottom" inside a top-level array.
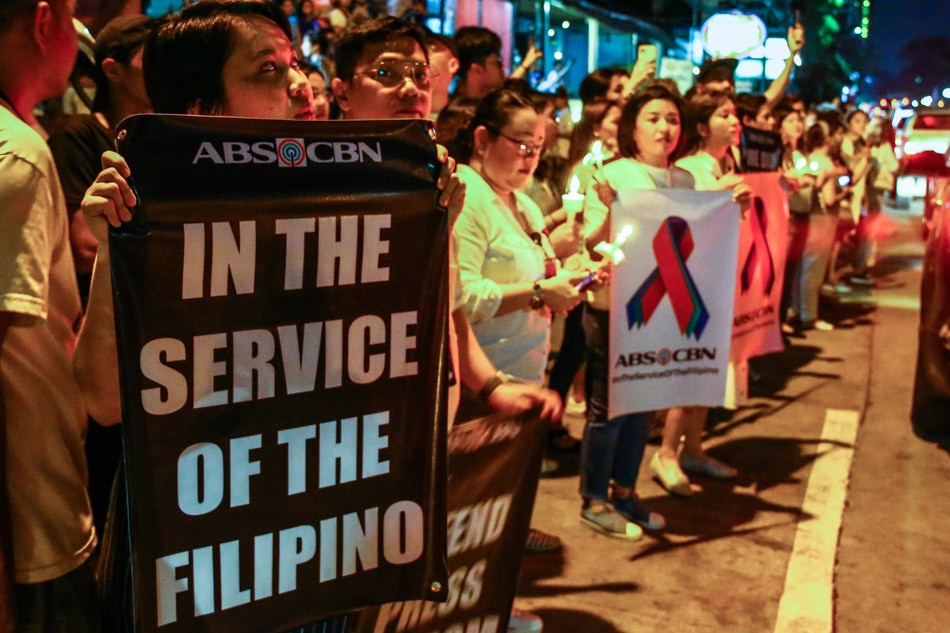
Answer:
[
  {"left": 452, "top": 88, "right": 587, "bottom": 389},
  {"left": 450, "top": 87, "right": 587, "bottom": 631}
]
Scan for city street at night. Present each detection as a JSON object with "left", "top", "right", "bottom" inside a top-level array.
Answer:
[{"left": 518, "top": 199, "right": 950, "bottom": 633}]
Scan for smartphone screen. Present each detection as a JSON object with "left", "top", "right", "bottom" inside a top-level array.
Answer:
[
  {"left": 838, "top": 175, "right": 851, "bottom": 187},
  {"left": 636, "top": 43, "right": 657, "bottom": 64}
]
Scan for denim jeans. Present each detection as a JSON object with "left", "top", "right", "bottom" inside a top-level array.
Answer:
[
  {"left": 580, "top": 306, "right": 651, "bottom": 501},
  {"left": 548, "top": 304, "right": 586, "bottom": 401}
]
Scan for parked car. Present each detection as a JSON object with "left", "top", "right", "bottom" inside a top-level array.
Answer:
[
  {"left": 899, "top": 108, "right": 950, "bottom": 171},
  {"left": 912, "top": 150, "right": 950, "bottom": 441},
  {"left": 897, "top": 108, "right": 950, "bottom": 238}
]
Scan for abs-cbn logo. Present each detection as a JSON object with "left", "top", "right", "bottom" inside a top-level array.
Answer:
[
  {"left": 192, "top": 138, "right": 383, "bottom": 167},
  {"left": 614, "top": 346, "right": 717, "bottom": 368}
]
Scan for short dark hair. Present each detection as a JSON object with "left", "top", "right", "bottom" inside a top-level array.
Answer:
[
  {"left": 454, "top": 87, "right": 538, "bottom": 165},
  {"left": 696, "top": 58, "right": 737, "bottom": 86},
  {"left": 0, "top": 0, "right": 72, "bottom": 35},
  {"left": 143, "top": 0, "right": 291, "bottom": 115},
  {"left": 679, "top": 90, "right": 734, "bottom": 157},
  {"left": 453, "top": 26, "right": 501, "bottom": 84},
  {"left": 577, "top": 67, "right": 627, "bottom": 105},
  {"left": 92, "top": 15, "right": 161, "bottom": 112},
  {"left": 424, "top": 27, "right": 457, "bottom": 59},
  {"left": 0, "top": 0, "right": 32, "bottom": 32},
  {"left": 435, "top": 96, "right": 478, "bottom": 161},
  {"left": 334, "top": 16, "right": 428, "bottom": 81},
  {"left": 804, "top": 122, "right": 827, "bottom": 154},
  {"left": 617, "top": 82, "right": 685, "bottom": 160},
  {"left": 735, "top": 92, "right": 767, "bottom": 123},
  {"left": 502, "top": 77, "right": 551, "bottom": 112}
]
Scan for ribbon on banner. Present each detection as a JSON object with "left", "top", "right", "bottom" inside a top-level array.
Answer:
[
  {"left": 626, "top": 216, "right": 709, "bottom": 340},
  {"left": 740, "top": 197, "right": 775, "bottom": 294}
]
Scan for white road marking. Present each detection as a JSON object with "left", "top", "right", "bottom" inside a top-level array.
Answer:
[{"left": 772, "top": 409, "right": 861, "bottom": 633}]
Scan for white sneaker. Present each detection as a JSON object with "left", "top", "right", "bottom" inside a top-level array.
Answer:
[
  {"left": 814, "top": 319, "right": 835, "bottom": 331},
  {"left": 508, "top": 608, "right": 543, "bottom": 633}
]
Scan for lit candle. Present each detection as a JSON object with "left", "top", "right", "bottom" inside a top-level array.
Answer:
[
  {"left": 591, "top": 140, "right": 605, "bottom": 170},
  {"left": 562, "top": 175, "right": 584, "bottom": 227},
  {"left": 593, "top": 224, "right": 635, "bottom": 264}
]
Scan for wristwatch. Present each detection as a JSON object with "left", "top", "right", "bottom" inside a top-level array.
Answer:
[
  {"left": 478, "top": 371, "right": 509, "bottom": 402},
  {"left": 530, "top": 281, "right": 545, "bottom": 310}
]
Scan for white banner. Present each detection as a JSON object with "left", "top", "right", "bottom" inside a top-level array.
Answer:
[{"left": 608, "top": 189, "right": 740, "bottom": 417}]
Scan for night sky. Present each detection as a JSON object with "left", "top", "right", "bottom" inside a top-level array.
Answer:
[{"left": 872, "top": 0, "right": 949, "bottom": 73}]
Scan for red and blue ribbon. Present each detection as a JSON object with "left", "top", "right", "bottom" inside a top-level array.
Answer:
[
  {"left": 626, "top": 216, "right": 709, "bottom": 340},
  {"left": 741, "top": 197, "right": 775, "bottom": 295}
]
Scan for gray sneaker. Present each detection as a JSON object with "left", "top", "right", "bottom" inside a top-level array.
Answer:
[{"left": 580, "top": 505, "right": 643, "bottom": 540}]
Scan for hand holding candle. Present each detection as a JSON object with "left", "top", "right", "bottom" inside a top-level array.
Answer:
[
  {"left": 593, "top": 224, "right": 635, "bottom": 265},
  {"left": 562, "top": 175, "right": 584, "bottom": 227},
  {"left": 591, "top": 139, "right": 606, "bottom": 170}
]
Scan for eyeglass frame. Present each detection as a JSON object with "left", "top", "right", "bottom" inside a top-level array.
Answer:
[
  {"left": 485, "top": 125, "right": 545, "bottom": 158},
  {"left": 356, "top": 59, "right": 438, "bottom": 90}
]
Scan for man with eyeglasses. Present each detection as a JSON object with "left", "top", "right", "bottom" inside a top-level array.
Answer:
[
  {"left": 332, "top": 16, "right": 433, "bottom": 120},
  {"left": 331, "top": 20, "right": 560, "bottom": 633},
  {"left": 332, "top": 15, "right": 560, "bottom": 426}
]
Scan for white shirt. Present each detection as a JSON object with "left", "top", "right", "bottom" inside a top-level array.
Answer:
[
  {"left": 584, "top": 157, "right": 695, "bottom": 241},
  {"left": 675, "top": 150, "right": 725, "bottom": 191},
  {"left": 454, "top": 165, "right": 555, "bottom": 383}
]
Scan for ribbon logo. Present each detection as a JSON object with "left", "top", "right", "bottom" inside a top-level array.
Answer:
[
  {"left": 626, "top": 216, "right": 709, "bottom": 340},
  {"left": 740, "top": 197, "right": 775, "bottom": 295}
]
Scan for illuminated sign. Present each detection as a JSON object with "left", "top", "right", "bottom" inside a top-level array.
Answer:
[{"left": 700, "top": 12, "right": 768, "bottom": 59}]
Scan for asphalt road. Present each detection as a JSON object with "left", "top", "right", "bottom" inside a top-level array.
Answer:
[{"left": 517, "top": 200, "right": 950, "bottom": 633}]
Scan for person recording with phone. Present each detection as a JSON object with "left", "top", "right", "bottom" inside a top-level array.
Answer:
[{"left": 619, "top": 43, "right": 658, "bottom": 103}]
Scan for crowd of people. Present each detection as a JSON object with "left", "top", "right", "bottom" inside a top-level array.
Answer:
[{"left": 0, "top": 1, "right": 901, "bottom": 632}]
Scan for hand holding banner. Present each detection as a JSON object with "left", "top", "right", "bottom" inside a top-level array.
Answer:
[
  {"left": 107, "top": 115, "right": 450, "bottom": 633},
  {"left": 608, "top": 189, "right": 739, "bottom": 417}
]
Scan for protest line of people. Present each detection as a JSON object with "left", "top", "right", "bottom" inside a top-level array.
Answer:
[{"left": 1, "top": 2, "right": 901, "bottom": 632}]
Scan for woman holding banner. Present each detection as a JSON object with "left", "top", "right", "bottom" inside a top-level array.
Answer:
[
  {"left": 75, "top": 5, "right": 477, "bottom": 633},
  {"left": 671, "top": 90, "right": 755, "bottom": 440},
  {"left": 578, "top": 83, "right": 700, "bottom": 538},
  {"left": 638, "top": 91, "right": 751, "bottom": 497}
]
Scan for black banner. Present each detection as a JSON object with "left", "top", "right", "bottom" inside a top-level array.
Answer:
[
  {"left": 353, "top": 413, "right": 548, "bottom": 633},
  {"left": 740, "top": 127, "right": 783, "bottom": 172},
  {"left": 110, "top": 115, "right": 450, "bottom": 633}
]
